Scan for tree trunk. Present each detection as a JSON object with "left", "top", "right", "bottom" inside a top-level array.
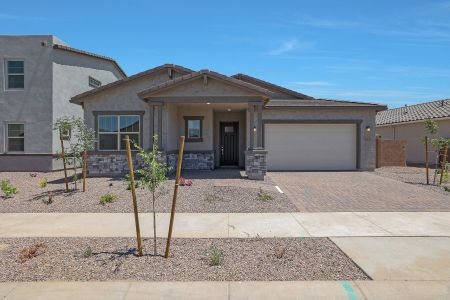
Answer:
[
  {"left": 152, "top": 190, "right": 157, "bottom": 256},
  {"left": 83, "top": 150, "right": 87, "bottom": 192},
  {"left": 60, "top": 135, "right": 69, "bottom": 192},
  {"left": 425, "top": 136, "right": 429, "bottom": 185}
]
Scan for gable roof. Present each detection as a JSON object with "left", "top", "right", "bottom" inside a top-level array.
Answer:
[
  {"left": 53, "top": 44, "right": 127, "bottom": 78},
  {"left": 138, "top": 69, "right": 273, "bottom": 99},
  {"left": 232, "top": 73, "right": 314, "bottom": 99},
  {"left": 70, "top": 64, "right": 193, "bottom": 104},
  {"left": 376, "top": 99, "right": 450, "bottom": 126}
]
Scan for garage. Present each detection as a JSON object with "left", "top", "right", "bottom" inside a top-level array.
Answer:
[{"left": 264, "top": 123, "right": 358, "bottom": 171}]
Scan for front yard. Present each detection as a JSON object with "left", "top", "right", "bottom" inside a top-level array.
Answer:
[{"left": 0, "top": 169, "right": 297, "bottom": 213}]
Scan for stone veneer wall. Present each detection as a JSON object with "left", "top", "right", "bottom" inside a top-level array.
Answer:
[
  {"left": 245, "top": 149, "right": 267, "bottom": 180},
  {"left": 167, "top": 152, "right": 214, "bottom": 171},
  {"left": 87, "top": 151, "right": 214, "bottom": 175}
]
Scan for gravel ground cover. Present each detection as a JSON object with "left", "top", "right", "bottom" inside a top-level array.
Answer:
[
  {"left": 375, "top": 166, "right": 450, "bottom": 197},
  {"left": 0, "top": 237, "right": 369, "bottom": 281},
  {"left": 0, "top": 170, "right": 297, "bottom": 213}
]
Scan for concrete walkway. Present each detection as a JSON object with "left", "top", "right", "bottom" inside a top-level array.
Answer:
[
  {"left": 1, "top": 281, "right": 449, "bottom": 299},
  {"left": 0, "top": 212, "right": 449, "bottom": 238}
]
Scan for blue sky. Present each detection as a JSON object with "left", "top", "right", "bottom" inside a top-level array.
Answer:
[{"left": 1, "top": 0, "right": 450, "bottom": 108}]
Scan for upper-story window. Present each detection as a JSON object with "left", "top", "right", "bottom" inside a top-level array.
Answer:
[
  {"left": 89, "top": 76, "right": 102, "bottom": 88},
  {"left": 6, "top": 60, "right": 24, "bottom": 90},
  {"left": 98, "top": 115, "right": 140, "bottom": 151}
]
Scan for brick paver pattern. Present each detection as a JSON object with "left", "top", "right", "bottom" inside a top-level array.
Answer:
[{"left": 268, "top": 172, "right": 450, "bottom": 212}]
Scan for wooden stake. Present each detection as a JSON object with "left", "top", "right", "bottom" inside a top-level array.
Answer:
[
  {"left": 439, "top": 145, "right": 448, "bottom": 186},
  {"left": 125, "top": 135, "right": 143, "bottom": 257},
  {"left": 165, "top": 136, "right": 185, "bottom": 258},
  {"left": 60, "top": 132, "right": 69, "bottom": 192},
  {"left": 82, "top": 149, "right": 87, "bottom": 192},
  {"left": 425, "top": 136, "right": 429, "bottom": 185}
]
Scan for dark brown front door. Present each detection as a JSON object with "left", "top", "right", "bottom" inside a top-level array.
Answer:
[{"left": 220, "top": 122, "right": 239, "bottom": 166}]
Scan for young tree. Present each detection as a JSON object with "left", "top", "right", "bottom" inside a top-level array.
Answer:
[
  {"left": 424, "top": 119, "right": 439, "bottom": 184},
  {"left": 73, "top": 118, "right": 96, "bottom": 192},
  {"left": 134, "top": 136, "right": 171, "bottom": 255},
  {"left": 54, "top": 116, "right": 74, "bottom": 192}
]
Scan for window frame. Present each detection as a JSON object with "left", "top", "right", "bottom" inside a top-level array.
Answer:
[
  {"left": 96, "top": 113, "right": 142, "bottom": 151},
  {"left": 88, "top": 76, "right": 102, "bottom": 88},
  {"left": 184, "top": 116, "right": 204, "bottom": 142},
  {"left": 6, "top": 123, "right": 25, "bottom": 153},
  {"left": 5, "top": 59, "right": 25, "bottom": 90}
]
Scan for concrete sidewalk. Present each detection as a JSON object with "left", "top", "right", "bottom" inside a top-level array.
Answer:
[
  {"left": 1, "top": 281, "right": 449, "bottom": 299},
  {"left": 0, "top": 212, "right": 449, "bottom": 238}
]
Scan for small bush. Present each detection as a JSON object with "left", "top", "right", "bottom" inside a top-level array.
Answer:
[
  {"left": 39, "top": 178, "right": 48, "bottom": 188},
  {"left": 444, "top": 186, "right": 450, "bottom": 192},
  {"left": 1, "top": 180, "right": 18, "bottom": 198},
  {"left": 99, "top": 192, "right": 118, "bottom": 205},
  {"left": 126, "top": 181, "right": 139, "bottom": 190},
  {"left": 18, "top": 242, "right": 47, "bottom": 263},
  {"left": 437, "top": 170, "right": 449, "bottom": 183},
  {"left": 274, "top": 244, "right": 287, "bottom": 259},
  {"left": 257, "top": 187, "right": 273, "bottom": 202},
  {"left": 74, "top": 245, "right": 93, "bottom": 258},
  {"left": 42, "top": 192, "right": 54, "bottom": 205},
  {"left": 205, "top": 247, "right": 224, "bottom": 266},
  {"left": 205, "top": 192, "right": 217, "bottom": 203}
]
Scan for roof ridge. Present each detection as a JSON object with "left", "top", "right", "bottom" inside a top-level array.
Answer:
[{"left": 383, "top": 99, "right": 450, "bottom": 111}]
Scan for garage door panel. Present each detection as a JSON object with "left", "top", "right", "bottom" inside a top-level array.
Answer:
[{"left": 265, "top": 124, "right": 357, "bottom": 171}]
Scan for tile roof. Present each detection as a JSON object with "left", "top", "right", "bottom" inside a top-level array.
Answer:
[
  {"left": 232, "top": 73, "right": 314, "bottom": 99},
  {"left": 71, "top": 64, "right": 193, "bottom": 104},
  {"left": 53, "top": 44, "right": 126, "bottom": 77},
  {"left": 138, "top": 69, "right": 274, "bottom": 99},
  {"left": 376, "top": 99, "right": 450, "bottom": 126}
]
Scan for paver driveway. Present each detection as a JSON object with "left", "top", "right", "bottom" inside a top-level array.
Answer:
[{"left": 268, "top": 172, "right": 450, "bottom": 212}]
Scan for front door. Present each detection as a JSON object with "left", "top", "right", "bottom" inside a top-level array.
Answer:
[{"left": 220, "top": 122, "right": 239, "bottom": 166}]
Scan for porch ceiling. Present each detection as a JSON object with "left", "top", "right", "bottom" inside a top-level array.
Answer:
[{"left": 177, "top": 102, "right": 248, "bottom": 112}]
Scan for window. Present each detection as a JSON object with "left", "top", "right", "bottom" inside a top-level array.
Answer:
[
  {"left": 89, "top": 76, "right": 102, "bottom": 88},
  {"left": 184, "top": 116, "right": 203, "bottom": 142},
  {"left": 98, "top": 115, "right": 140, "bottom": 150},
  {"left": 6, "top": 60, "right": 24, "bottom": 89},
  {"left": 7, "top": 124, "right": 24, "bottom": 152}
]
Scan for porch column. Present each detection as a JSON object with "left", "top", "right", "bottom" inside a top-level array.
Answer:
[
  {"left": 248, "top": 102, "right": 263, "bottom": 149},
  {"left": 149, "top": 102, "right": 163, "bottom": 149}
]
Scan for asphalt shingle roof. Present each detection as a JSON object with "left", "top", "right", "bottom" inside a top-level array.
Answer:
[{"left": 376, "top": 99, "right": 450, "bottom": 126}]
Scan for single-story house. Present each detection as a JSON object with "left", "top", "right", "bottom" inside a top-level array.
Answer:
[
  {"left": 376, "top": 99, "right": 450, "bottom": 165},
  {"left": 71, "top": 64, "right": 386, "bottom": 179}
]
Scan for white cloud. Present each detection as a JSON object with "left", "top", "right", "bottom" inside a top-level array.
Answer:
[{"left": 268, "top": 39, "right": 312, "bottom": 56}]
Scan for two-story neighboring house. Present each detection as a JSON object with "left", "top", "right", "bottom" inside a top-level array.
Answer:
[{"left": 0, "top": 35, "right": 126, "bottom": 171}]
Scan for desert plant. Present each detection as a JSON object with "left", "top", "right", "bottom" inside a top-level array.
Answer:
[
  {"left": 257, "top": 187, "right": 273, "bottom": 202},
  {"left": 274, "top": 244, "right": 288, "bottom": 259},
  {"left": 18, "top": 242, "right": 47, "bottom": 263},
  {"left": 99, "top": 192, "right": 118, "bottom": 205},
  {"left": 74, "top": 245, "right": 93, "bottom": 258},
  {"left": 39, "top": 178, "right": 48, "bottom": 188},
  {"left": 133, "top": 136, "right": 171, "bottom": 255},
  {"left": 54, "top": 116, "right": 75, "bottom": 192},
  {"left": 444, "top": 186, "right": 450, "bottom": 192},
  {"left": 124, "top": 174, "right": 140, "bottom": 190},
  {"left": 42, "top": 192, "right": 54, "bottom": 205},
  {"left": 73, "top": 118, "right": 96, "bottom": 192},
  {"left": 205, "top": 247, "right": 224, "bottom": 266},
  {"left": 1, "top": 180, "right": 18, "bottom": 198},
  {"left": 205, "top": 192, "right": 218, "bottom": 203}
]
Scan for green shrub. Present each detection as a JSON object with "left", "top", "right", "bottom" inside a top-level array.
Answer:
[
  {"left": 257, "top": 187, "right": 273, "bottom": 202},
  {"left": 205, "top": 247, "right": 224, "bottom": 266},
  {"left": 74, "top": 245, "right": 93, "bottom": 258},
  {"left": 39, "top": 178, "right": 48, "bottom": 188},
  {"left": 99, "top": 192, "right": 118, "bottom": 205},
  {"left": 42, "top": 192, "right": 54, "bottom": 205},
  {"left": 1, "top": 180, "right": 18, "bottom": 198},
  {"left": 444, "top": 186, "right": 450, "bottom": 192}
]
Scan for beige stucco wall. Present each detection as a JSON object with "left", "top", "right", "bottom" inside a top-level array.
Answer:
[
  {"left": 213, "top": 110, "right": 246, "bottom": 167},
  {"left": 263, "top": 108, "right": 378, "bottom": 171},
  {"left": 376, "top": 119, "right": 450, "bottom": 164}
]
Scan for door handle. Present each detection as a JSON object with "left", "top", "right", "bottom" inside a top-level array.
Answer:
[{"left": 220, "top": 146, "right": 224, "bottom": 155}]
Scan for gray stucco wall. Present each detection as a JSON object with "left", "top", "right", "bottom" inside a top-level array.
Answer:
[
  {"left": 262, "top": 107, "right": 377, "bottom": 171},
  {"left": 0, "top": 35, "right": 125, "bottom": 171}
]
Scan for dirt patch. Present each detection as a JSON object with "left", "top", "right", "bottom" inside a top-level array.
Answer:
[
  {"left": 375, "top": 166, "right": 450, "bottom": 197},
  {"left": 0, "top": 170, "right": 297, "bottom": 213},
  {"left": 0, "top": 237, "right": 369, "bottom": 281}
]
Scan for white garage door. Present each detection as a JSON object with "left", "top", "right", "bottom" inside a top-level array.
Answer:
[{"left": 265, "top": 123, "right": 357, "bottom": 171}]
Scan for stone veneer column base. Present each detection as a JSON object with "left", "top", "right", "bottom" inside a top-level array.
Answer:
[
  {"left": 245, "top": 149, "right": 268, "bottom": 180},
  {"left": 166, "top": 151, "right": 214, "bottom": 171}
]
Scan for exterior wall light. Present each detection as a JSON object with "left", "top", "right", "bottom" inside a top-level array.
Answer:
[
  {"left": 366, "top": 126, "right": 371, "bottom": 132},
  {"left": 206, "top": 102, "right": 211, "bottom": 105},
  {"left": 253, "top": 126, "right": 257, "bottom": 132}
]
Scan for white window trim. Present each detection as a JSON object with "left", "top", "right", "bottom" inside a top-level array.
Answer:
[
  {"left": 4, "top": 59, "right": 25, "bottom": 91},
  {"left": 6, "top": 122, "right": 25, "bottom": 153},
  {"left": 97, "top": 115, "right": 140, "bottom": 151}
]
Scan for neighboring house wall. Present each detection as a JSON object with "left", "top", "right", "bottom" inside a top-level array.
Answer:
[
  {"left": 0, "top": 35, "right": 124, "bottom": 171},
  {"left": 376, "top": 119, "right": 450, "bottom": 164},
  {"left": 263, "top": 108, "right": 377, "bottom": 170}
]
